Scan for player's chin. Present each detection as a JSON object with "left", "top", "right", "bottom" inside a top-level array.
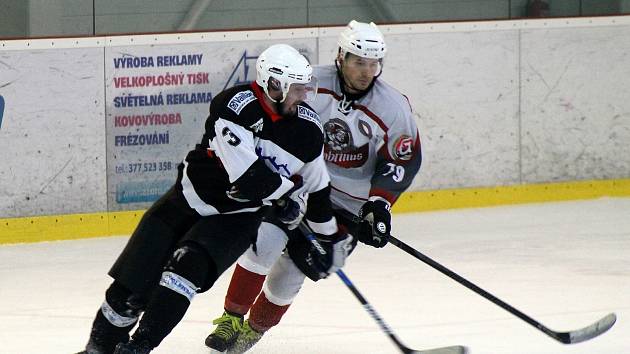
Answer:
[{"left": 353, "top": 81, "right": 371, "bottom": 90}]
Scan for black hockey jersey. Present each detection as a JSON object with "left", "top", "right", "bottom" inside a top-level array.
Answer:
[{"left": 177, "top": 82, "right": 332, "bottom": 223}]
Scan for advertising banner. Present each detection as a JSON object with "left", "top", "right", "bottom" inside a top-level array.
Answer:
[{"left": 105, "top": 39, "right": 317, "bottom": 210}]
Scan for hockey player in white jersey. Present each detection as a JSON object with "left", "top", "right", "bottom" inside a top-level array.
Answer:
[{"left": 205, "top": 20, "right": 422, "bottom": 353}]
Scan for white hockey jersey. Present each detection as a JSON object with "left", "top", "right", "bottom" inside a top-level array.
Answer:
[{"left": 310, "top": 65, "right": 422, "bottom": 215}]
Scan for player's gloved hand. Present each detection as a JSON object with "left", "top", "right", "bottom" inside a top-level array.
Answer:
[
  {"left": 274, "top": 175, "right": 307, "bottom": 230},
  {"left": 357, "top": 199, "right": 391, "bottom": 248},
  {"left": 287, "top": 224, "right": 354, "bottom": 281},
  {"left": 310, "top": 225, "right": 353, "bottom": 278}
]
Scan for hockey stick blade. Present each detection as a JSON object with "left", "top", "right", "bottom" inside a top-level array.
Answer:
[
  {"left": 389, "top": 235, "right": 616, "bottom": 344},
  {"left": 554, "top": 312, "right": 616, "bottom": 344},
  {"left": 336, "top": 270, "right": 468, "bottom": 354},
  {"left": 298, "top": 223, "right": 468, "bottom": 354},
  {"left": 414, "top": 345, "right": 469, "bottom": 354}
]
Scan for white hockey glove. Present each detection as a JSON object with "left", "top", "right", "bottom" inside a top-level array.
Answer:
[{"left": 321, "top": 230, "right": 354, "bottom": 276}]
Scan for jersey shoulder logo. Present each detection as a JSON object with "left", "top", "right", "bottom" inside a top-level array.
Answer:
[
  {"left": 297, "top": 106, "right": 323, "bottom": 132},
  {"left": 227, "top": 90, "right": 257, "bottom": 115},
  {"left": 393, "top": 135, "right": 414, "bottom": 161}
]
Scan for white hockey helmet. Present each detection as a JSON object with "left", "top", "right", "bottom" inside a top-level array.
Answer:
[
  {"left": 256, "top": 44, "right": 314, "bottom": 103},
  {"left": 338, "top": 20, "right": 387, "bottom": 60}
]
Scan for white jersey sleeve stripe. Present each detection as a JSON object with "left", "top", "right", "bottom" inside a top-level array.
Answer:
[
  {"left": 263, "top": 176, "right": 295, "bottom": 202},
  {"left": 306, "top": 217, "right": 338, "bottom": 236}
]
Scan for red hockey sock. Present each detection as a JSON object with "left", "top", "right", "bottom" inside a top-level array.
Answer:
[
  {"left": 224, "top": 264, "right": 266, "bottom": 315},
  {"left": 248, "top": 293, "right": 290, "bottom": 332}
]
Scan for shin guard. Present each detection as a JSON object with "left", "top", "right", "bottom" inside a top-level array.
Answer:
[
  {"left": 224, "top": 264, "right": 266, "bottom": 315},
  {"left": 248, "top": 293, "right": 290, "bottom": 332}
]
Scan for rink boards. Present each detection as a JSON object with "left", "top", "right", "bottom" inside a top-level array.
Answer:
[{"left": 1, "top": 16, "right": 630, "bottom": 243}]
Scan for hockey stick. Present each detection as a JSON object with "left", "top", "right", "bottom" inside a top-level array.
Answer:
[
  {"left": 298, "top": 223, "right": 468, "bottom": 354},
  {"left": 388, "top": 235, "right": 616, "bottom": 344}
]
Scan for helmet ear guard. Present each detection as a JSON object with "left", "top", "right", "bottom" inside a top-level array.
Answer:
[
  {"left": 268, "top": 77, "right": 281, "bottom": 91},
  {"left": 256, "top": 44, "right": 314, "bottom": 103}
]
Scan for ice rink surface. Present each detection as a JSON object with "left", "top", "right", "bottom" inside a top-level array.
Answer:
[{"left": 1, "top": 198, "right": 628, "bottom": 354}]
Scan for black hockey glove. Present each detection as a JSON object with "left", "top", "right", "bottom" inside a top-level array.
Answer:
[
  {"left": 288, "top": 225, "right": 353, "bottom": 281},
  {"left": 357, "top": 199, "right": 391, "bottom": 248},
  {"left": 273, "top": 175, "right": 307, "bottom": 230}
]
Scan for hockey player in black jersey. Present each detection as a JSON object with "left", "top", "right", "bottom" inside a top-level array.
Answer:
[{"left": 76, "top": 44, "right": 352, "bottom": 354}]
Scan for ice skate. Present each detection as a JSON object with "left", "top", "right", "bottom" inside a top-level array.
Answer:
[
  {"left": 113, "top": 338, "right": 152, "bottom": 354},
  {"left": 229, "top": 320, "right": 264, "bottom": 354},
  {"left": 205, "top": 311, "right": 244, "bottom": 353}
]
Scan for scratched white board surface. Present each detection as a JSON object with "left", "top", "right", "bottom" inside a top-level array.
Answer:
[
  {"left": 520, "top": 25, "right": 630, "bottom": 183},
  {"left": 0, "top": 47, "right": 106, "bottom": 217}
]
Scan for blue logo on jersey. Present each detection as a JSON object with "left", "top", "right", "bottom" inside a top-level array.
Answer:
[
  {"left": 0, "top": 95, "right": 4, "bottom": 130},
  {"left": 255, "top": 147, "right": 291, "bottom": 177}
]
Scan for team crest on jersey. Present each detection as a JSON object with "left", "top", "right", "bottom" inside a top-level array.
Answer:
[
  {"left": 297, "top": 106, "right": 323, "bottom": 131},
  {"left": 323, "top": 118, "right": 369, "bottom": 168},
  {"left": 227, "top": 90, "right": 256, "bottom": 114},
  {"left": 393, "top": 135, "right": 414, "bottom": 161}
]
